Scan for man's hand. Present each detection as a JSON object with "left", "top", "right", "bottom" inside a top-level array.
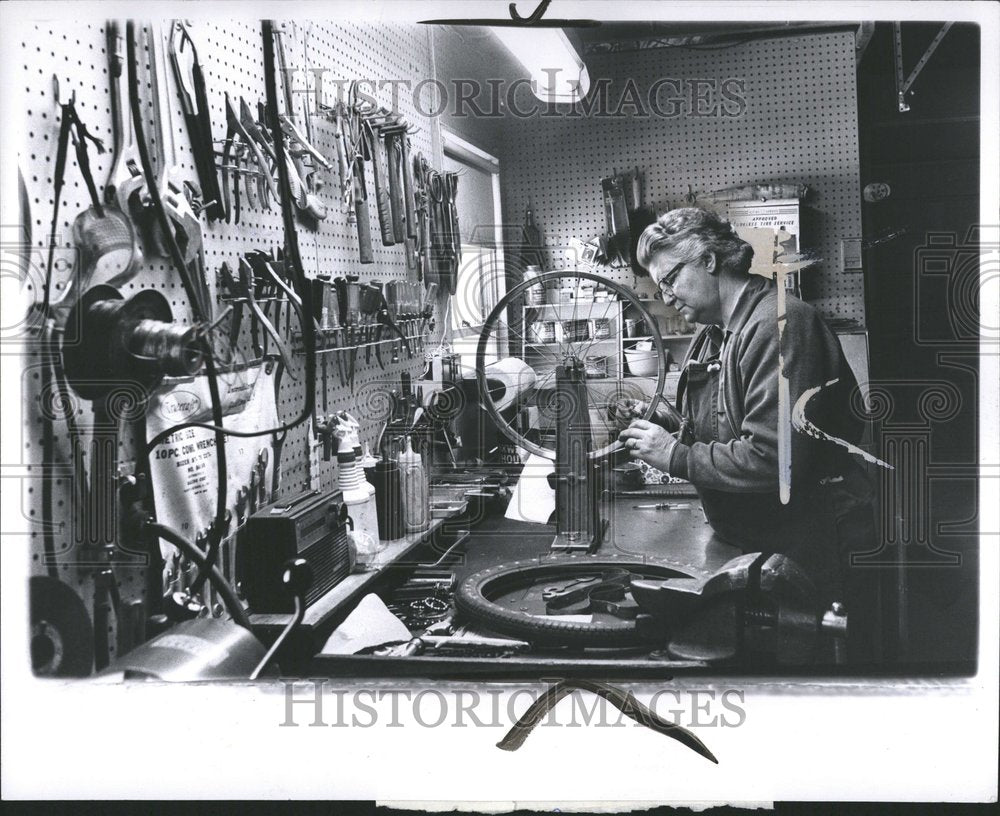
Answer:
[
  {"left": 609, "top": 398, "right": 679, "bottom": 431},
  {"left": 618, "top": 419, "right": 678, "bottom": 472}
]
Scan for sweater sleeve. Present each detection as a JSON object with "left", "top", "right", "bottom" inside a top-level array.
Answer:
[{"left": 668, "top": 302, "right": 841, "bottom": 491}]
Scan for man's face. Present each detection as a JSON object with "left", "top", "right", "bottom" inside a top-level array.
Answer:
[{"left": 648, "top": 251, "right": 722, "bottom": 326}]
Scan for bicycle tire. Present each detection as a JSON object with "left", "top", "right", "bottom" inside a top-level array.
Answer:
[
  {"left": 476, "top": 270, "right": 667, "bottom": 461},
  {"left": 454, "top": 555, "right": 695, "bottom": 647}
]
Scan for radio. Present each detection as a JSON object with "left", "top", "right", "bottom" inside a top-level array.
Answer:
[{"left": 237, "top": 489, "right": 352, "bottom": 613}]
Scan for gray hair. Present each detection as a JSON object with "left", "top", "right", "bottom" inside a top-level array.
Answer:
[{"left": 637, "top": 207, "right": 753, "bottom": 276}]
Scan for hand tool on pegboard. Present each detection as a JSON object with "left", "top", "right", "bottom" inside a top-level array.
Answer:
[
  {"left": 237, "top": 256, "right": 295, "bottom": 374},
  {"left": 426, "top": 168, "right": 457, "bottom": 295},
  {"left": 167, "top": 21, "right": 225, "bottom": 221},
  {"left": 412, "top": 152, "right": 431, "bottom": 282},
  {"left": 445, "top": 171, "right": 462, "bottom": 274},
  {"left": 380, "top": 280, "right": 412, "bottom": 360},
  {"left": 335, "top": 275, "right": 360, "bottom": 390},
  {"left": 238, "top": 98, "right": 276, "bottom": 209},
  {"left": 399, "top": 131, "right": 420, "bottom": 274},
  {"left": 358, "top": 283, "right": 382, "bottom": 368},
  {"left": 106, "top": 21, "right": 149, "bottom": 231},
  {"left": 380, "top": 117, "right": 421, "bottom": 274},
  {"left": 298, "top": 24, "right": 332, "bottom": 201},
  {"left": 272, "top": 22, "right": 330, "bottom": 225},
  {"left": 220, "top": 95, "right": 243, "bottom": 224},
  {"left": 313, "top": 276, "right": 346, "bottom": 387},
  {"left": 51, "top": 80, "right": 139, "bottom": 309},
  {"left": 382, "top": 122, "right": 407, "bottom": 243},
  {"left": 329, "top": 103, "right": 355, "bottom": 217},
  {"left": 150, "top": 22, "right": 206, "bottom": 229},
  {"left": 320, "top": 276, "right": 344, "bottom": 389},
  {"left": 147, "top": 23, "right": 210, "bottom": 313},
  {"left": 420, "top": 281, "right": 438, "bottom": 350},
  {"left": 346, "top": 83, "right": 374, "bottom": 263},
  {"left": 218, "top": 262, "right": 245, "bottom": 351},
  {"left": 220, "top": 93, "right": 276, "bottom": 224},
  {"left": 363, "top": 116, "right": 395, "bottom": 246}
]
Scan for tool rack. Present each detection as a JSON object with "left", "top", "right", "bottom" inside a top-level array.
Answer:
[{"left": 17, "top": 19, "right": 450, "bottom": 666}]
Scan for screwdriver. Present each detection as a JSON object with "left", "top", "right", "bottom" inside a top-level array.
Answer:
[{"left": 632, "top": 503, "right": 691, "bottom": 510}]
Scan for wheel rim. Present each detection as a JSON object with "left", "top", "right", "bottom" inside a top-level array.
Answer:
[
  {"left": 476, "top": 271, "right": 667, "bottom": 460},
  {"left": 455, "top": 555, "right": 697, "bottom": 647}
]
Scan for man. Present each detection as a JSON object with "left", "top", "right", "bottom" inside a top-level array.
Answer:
[{"left": 618, "top": 207, "right": 875, "bottom": 622}]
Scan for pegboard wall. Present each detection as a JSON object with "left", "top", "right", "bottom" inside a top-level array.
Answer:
[
  {"left": 19, "top": 18, "right": 445, "bottom": 665},
  {"left": 496, "top": 30, "right": 866, "bottom": 326}
]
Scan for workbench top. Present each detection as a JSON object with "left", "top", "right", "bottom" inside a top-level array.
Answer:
[
  {"left": 297, "top": 487, "right": 744, "bottom": 679},
  {"left": 453, "top": 491, "right": 740, "bottom": 584}
]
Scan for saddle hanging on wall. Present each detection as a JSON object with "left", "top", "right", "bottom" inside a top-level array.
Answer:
[{"left": 601, "top": 168, "right": 642, "bottom": 267}]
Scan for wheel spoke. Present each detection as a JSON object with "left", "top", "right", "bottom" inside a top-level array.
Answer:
[
  {"left": 575, "top": 297, "right": 617, "bottom": 375},
  {"left": 477, "top": 271, "right": 666, "bottom": 462},
  {"left": 584, "top": 379, "right": 614, "bottom": 449}
]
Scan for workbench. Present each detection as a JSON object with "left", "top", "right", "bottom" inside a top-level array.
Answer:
[{"left": 294, "top": 488, "right": 743, "bottom": 679}]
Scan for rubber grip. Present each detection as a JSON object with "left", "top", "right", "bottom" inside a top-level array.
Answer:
[
  {"left": 419, "top": 209, "right": 432, "bottom": 282},
  {"left": 401, "top": 138, "right": 417, "bottom": 240},
  {"left": 385, "top": 137, "right": 405, "bottom": 243},
  {"left": 192, "top": 62, "right": 225, "bottom": 221},
  {"left": 369, "top": 135, "right": 395, "bottom": 245},
  {"left": 376, "top": 185, "right": 394, "bottom": 246},
  {"left": 355, "top": 196, "right": 374, "bottom": 263}
]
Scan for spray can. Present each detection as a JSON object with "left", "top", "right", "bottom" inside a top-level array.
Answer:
[{"left": 335, "top": 425, "right": 381, "bottom": 568}]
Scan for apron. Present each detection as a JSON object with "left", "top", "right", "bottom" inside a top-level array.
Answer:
[{"left": 673, "top": 326, "right": 876, "bottom": 614}]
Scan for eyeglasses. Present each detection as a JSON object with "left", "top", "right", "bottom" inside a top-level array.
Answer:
[{"left": 656, "top": 261, "right": 686, "bottom": 297}]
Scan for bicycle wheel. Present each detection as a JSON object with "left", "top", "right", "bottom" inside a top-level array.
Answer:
[
  {"left": 454, "top": 555, "right": 695, "bottom": 647},
  {"left": 476, "top": 271, "right": 667, "bottom": 461}
]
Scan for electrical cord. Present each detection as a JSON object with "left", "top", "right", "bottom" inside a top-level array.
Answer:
[
  {"left": 138, "top": 20, "right": 318, "bottom": 458},
  {"left": 262, "top": 18, "right": 317, "bottom": 425},
  {"left": 145, "top": 521, "right": 253, "bottom": 631},
  {"left": 249, "top": 595, "right": 302, "bottom": 680},
  {"left": 126, "top": 22, "right": 227, "bottom": 590},
  {"left": 186, "top": 20, "right": 319, "bottom": 592}
]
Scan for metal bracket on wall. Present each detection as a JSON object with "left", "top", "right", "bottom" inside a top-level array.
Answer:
[{"left": 892, "top": 22, "right": 954, "bottom": 113}]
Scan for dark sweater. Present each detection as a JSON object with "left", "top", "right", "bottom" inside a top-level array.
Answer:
[{"left": 666, "top": 275, "right": 867, "bottom": 564}]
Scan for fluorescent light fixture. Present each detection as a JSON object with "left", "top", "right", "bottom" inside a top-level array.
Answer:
[{"left": 491, "top": 28, "right": 591, "bottom": 104}]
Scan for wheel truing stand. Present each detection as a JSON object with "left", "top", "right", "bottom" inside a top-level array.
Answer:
[
  {"left": 547, "top": 358, "right": 608, "bottom": 552},
  {"left": 475, "top": 271, "right": 667, "bottom": 555}
]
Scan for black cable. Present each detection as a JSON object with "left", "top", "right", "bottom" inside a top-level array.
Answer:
[
  {"left": 141, "top": 20, "right": 319, "bottom": 456},
  {"left": 39, "top": 336, "right": 60, "bottom": 579},
  {"left": 261, "top": 18, "right": 317, "bottom": 423},
  {"left": 249, "top": 595, "right": 303, "bottom": 681},
  {"left": 126, "top": 22, "right": 227, "bottom": 589},
  {"left": 39, "top": 102, "right": 73, "bottom": 577},
  {"left": 146, "top": 521, "right": 252, "bottom": 631}
]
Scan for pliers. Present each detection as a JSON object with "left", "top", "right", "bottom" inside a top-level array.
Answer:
[
  {"left": 335, "top": 276, "right": 359, "bottom": 391},
  {"left": 221, "top": 93, "right": 277, "bottom": 223},
  {"left": 219, "top": 262, "right": 245, "bottom": 349},
  {"left": 238, "top": 257, "right": 295, "bottom": 375},
  {"left": 358, "top": 283, "right": 382, "bottom": 368},
  {"left": 168, "top": 21, "right": 224, "bottom": 221},
  {"left": 220, "top": 261, "right": 295, "bottom": 375},
  {"left": 374, "top": 285, "right": 412, "bottom": 359},
  {"left": 239, "top": 98, "right": 276, "bottom": 209}
]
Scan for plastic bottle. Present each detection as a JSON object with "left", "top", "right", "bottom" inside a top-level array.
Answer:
[
  {"left": 398, "top": 436, "right": 429, "bottom": 533},
  {"left": 360, "top": 442, "right": 378, "bottom": 473},
  {"left": 335, "top": 425, "right": 381, "bottom": 568}
]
